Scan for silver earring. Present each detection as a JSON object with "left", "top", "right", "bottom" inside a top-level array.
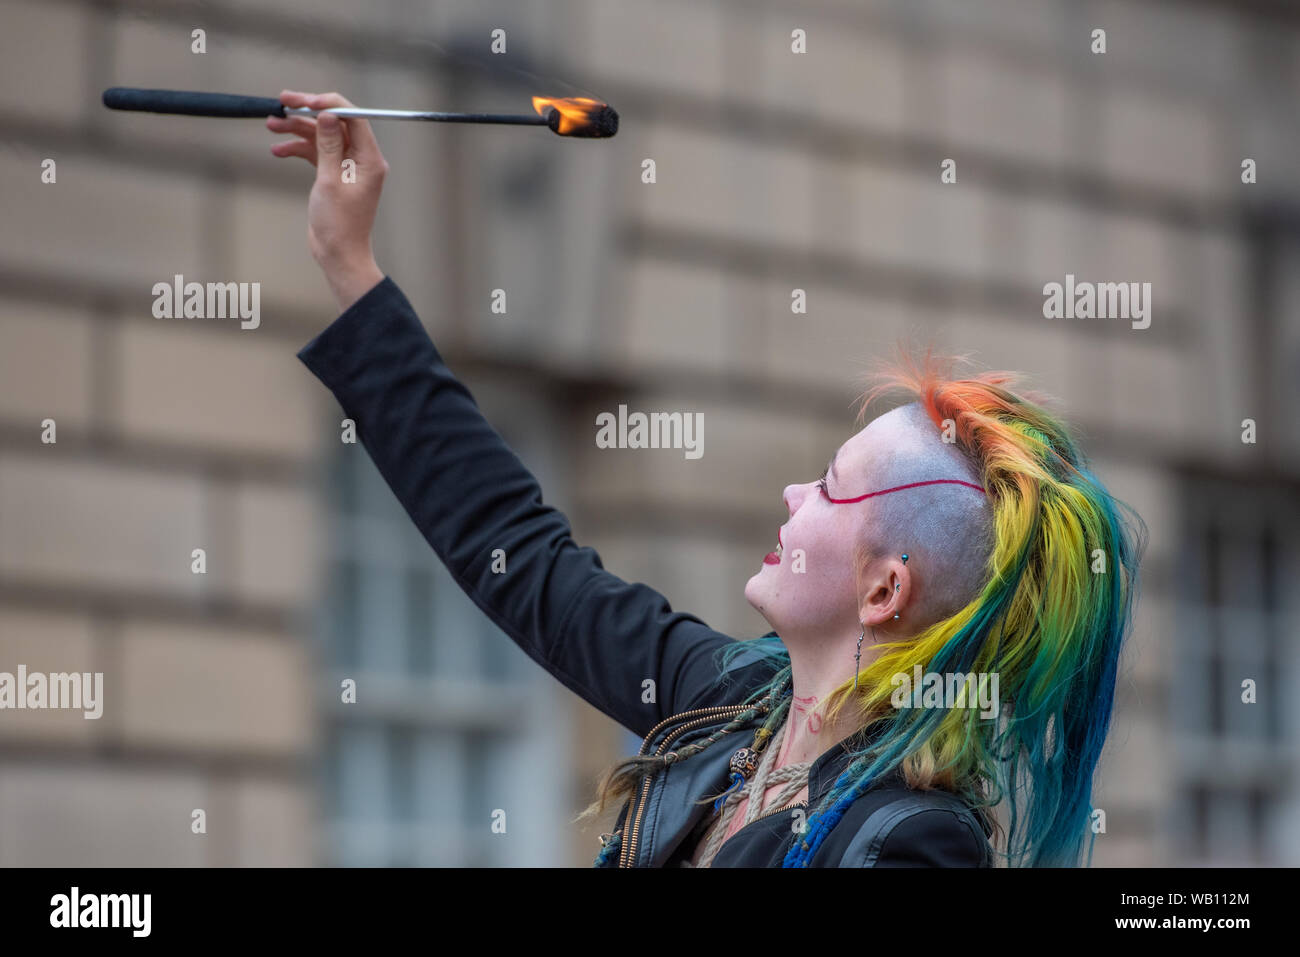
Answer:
[
  {"left": 853, "top": 624, "right": 865, "bottom": 691},
  {"left": 893, "top": 556, "right": 906, "bottom": 622}
]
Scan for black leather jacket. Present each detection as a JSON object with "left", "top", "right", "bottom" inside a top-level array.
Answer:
[
  {"left": 606, "top": 705, "right": 992, "bottom": 867},
  {"left": 297, "top": 277, "right": 994, "bottom": 868}
]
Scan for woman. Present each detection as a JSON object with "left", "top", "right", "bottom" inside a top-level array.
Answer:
[{"left": 271, "top": 90, "right": 1145, "bottom": 868}]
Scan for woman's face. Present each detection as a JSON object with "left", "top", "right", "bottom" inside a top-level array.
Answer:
[{"left": 744, "top": 421, "right": 882, "bottom": 642}]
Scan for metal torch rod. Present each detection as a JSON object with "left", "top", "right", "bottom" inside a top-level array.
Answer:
[{"left": 284, "top": 107, "right": 549, "bottom": 125}]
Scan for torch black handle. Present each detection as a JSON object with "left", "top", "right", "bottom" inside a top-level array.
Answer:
[{"left": 102, "top": 87, "right": 287, "bottom": 118}]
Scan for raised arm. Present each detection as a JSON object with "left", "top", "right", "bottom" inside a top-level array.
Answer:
[
  {"left": 298, "top": 275, "right": 762, "bottom": 734},
  {"left": 274, "top": 90, "right": 766, "bottom": 737}
]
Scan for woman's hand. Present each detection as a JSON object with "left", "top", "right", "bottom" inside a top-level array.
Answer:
[{"left": 269, "top": 90, "right": 387, "bottom": 311}]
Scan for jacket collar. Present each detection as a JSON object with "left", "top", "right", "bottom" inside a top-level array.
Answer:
[
  {"left": 805, "top": 716, "right": 897, "bottom": 804},
  {"left": 731, "top": 640, "right": 902, "bottom": 805}
]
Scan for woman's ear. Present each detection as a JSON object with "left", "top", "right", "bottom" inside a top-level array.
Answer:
[{"left": 859, "top": 556, "right": 910, "bottom": 628}]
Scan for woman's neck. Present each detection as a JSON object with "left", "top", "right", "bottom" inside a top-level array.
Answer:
[{"left": 776, "top": 643, "right": 876, "bottom": 768}]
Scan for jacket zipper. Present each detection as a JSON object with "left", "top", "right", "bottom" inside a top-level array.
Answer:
[
  {"left": 744, "top": 798, "right": 809, "bottom": 829},
  {"left": 705, "top": 797, "right": 810, "bottom": 862},
  {"left": 618, "top": 703, "right": 754, "bottom": 867}
]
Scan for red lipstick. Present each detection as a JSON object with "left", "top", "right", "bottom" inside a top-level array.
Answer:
[{"left": 763, "top": 527, "right": 783, "bottom": 565}]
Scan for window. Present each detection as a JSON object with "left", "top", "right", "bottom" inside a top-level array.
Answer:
[
  {"left": 314, "top": 418, "right": 570, "bottom": 866},
  {"left": 1172, "top": 474, "right": 1299, "bottom": 865}
]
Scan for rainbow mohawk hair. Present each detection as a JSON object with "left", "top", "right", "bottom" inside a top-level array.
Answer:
[{"left": 717, "top": 351, "right": 1145, "bottom": 868}]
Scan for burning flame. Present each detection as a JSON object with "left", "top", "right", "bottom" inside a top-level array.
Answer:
[{"left": 531, "top": 96, "right": 613, "bottom": 136}]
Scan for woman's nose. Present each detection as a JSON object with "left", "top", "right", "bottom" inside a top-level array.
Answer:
[{"left": 783, "top": 483, "right": 804, "bottom": 514}]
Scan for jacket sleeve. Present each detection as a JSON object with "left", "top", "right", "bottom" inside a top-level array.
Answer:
[
  {"left": 863, "top": 808, "right": 990, "bottom": 867},
  {"left": 834, "top": 793, "right": 991, "bottom": 868},
  {"left": 296, "top": 276, "right": 756, "bottom": 739}
]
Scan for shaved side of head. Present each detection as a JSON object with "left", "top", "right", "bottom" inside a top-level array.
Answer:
[{"left": 857, "top": 402, "right": 994, "bottom": 626}]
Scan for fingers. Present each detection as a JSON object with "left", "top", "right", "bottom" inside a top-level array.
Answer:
[
  {"left": 307, "top": 91, "right": 382, "bottom": 165},
  {"left": 270, "top": 137, "right": 317, "bottom": 166},
  {"left": 275, "top": 91, "right": 344, "bottom": 145},
  {"left": 313, "top": 111, "right": 346, "bottom": 175},
  {"left": 267, "top": 110, "right": 318, "bottom": 166},
  {"left": 279, "top": 89, "right": 312, "bottom": 109},
  {"left": 266, "top": 114, "right": 317, "bottom": 140},
  {"left": 274, "top": 90, "right": 384, "bottom": 178},
  {"left": 304, "top": 91, "right": 355, "bottom": 110}
]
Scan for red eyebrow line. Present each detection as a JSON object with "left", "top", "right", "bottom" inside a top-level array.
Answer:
[{"left": 825, "top": 478, "right": 986, "bottom": 504}]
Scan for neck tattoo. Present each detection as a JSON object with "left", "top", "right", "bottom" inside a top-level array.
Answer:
[{"left": 792, "top": 694, "right": 823, "bottom": 734}]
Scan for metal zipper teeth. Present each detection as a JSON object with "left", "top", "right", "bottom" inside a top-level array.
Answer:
[
  {"left": 702, "top": 799, "right": 810, "bottom": 865},
  {"left": 716, "top": 784, "right": 810, "bottom": 834},
  {"left": 619, "top": 706, "right": 749, "bottom": 868},
  {"left": 742, "top": 798, "right": 809, "bottom": 830},
  {"left": 618, "top": 704, "right": 753, "bottom": 868},
  {"left": 633, "top": 703, "right": 748, "bottom": 757},
  {"left": 622, "top": 711, "right": 744, "bottom": 868}
]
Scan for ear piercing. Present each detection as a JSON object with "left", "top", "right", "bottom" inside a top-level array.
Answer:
[
  {"left": 854, "top": 624, "right": 865, "bottom": 691},
  {"left": 896, "top": 555, "right": 906, "bottom": 616},
  {"left": 857, "top": 556, "right": 907, "bottom": 689}
]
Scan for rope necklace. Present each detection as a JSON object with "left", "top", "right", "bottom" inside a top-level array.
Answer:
[{"left": 689, "top": 716, "right": 811, "bottom": 868}]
